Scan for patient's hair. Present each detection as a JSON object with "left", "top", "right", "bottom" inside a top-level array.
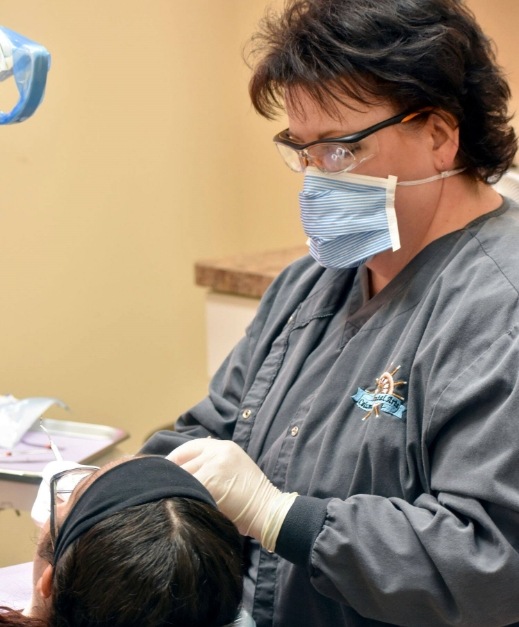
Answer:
[{"left": 0, "top": 496, "right": 243, "bottom": 627}]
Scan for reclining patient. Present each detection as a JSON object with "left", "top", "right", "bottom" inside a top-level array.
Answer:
[{"left": 0, "top": 455, "right": 248, "bottom": 627}]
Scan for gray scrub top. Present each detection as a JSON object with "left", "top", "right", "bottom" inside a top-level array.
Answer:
[{"left": 144, "top": 197, "right": 519, "bottom": 627}]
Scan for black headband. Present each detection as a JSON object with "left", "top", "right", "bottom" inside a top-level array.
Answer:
[{"left": 53, "top": 455, "right": 216, "bottom": 566}]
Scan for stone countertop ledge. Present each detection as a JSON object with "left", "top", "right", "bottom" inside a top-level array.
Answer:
[{"left": 195, "top": 246, "right": 308, "bottom": 299}]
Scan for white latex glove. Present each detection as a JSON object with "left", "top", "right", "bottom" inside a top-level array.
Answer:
[{"left": 169, "top": 439, "right": 297, "bottom": 549}]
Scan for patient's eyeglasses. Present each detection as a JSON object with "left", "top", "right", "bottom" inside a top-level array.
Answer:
[
  {"left": 273, "top": 108, "right": 433, "bottom": 174},
  {"left": 49, "top": 466, "right": 99, "bottom": 548}
]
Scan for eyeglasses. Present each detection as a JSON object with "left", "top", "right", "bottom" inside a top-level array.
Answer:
[
  {"left": 49, "top": 465, "right": 99, "bottom": 548},
  {"left": 273, "top": 108, "right": 433, "bottom": 174}
]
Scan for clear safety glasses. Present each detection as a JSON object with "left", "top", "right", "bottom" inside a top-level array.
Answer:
[
  {"left": 273, "top": 109, "right": 432, "bottom": 174},
  {"left": 0, "top": 26, "right": 51, "bottom": 124}
]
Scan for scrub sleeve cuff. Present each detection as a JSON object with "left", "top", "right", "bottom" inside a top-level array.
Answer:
[{"left": 274, "top": 495, "right": 331, "bottom": 567}]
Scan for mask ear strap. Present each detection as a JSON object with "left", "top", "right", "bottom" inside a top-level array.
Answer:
[
  {"left": 397, "top": 167, "right": 466, "bottom": 187},
  {"left": 385, "top": 175, "right": 400, "bottom": 251}
]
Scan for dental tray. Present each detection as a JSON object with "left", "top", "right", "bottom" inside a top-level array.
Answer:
[{"left": 0, "top": 418, "right": 128, "bottom": 483}]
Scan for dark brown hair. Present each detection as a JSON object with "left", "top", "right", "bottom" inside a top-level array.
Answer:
[
  {"left": 1, "top": 498, "right": 243, "bottom": 627},
  {"left": 247, "top": 0, "right": 517, "bottom": 181}
]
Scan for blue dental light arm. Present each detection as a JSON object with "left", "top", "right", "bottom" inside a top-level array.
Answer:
[{"left": 0, "top": 26, "right": 50, "bottom": 124}]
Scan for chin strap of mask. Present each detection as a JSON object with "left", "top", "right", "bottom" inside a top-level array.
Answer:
[{"left": 0, "top": 26, "right": 51, "bottom": 124}]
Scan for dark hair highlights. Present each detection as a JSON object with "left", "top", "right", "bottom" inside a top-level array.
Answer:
[
  {"left": 50, "top": 498, "right": 243, "bottom": 627},
  {"left": 247, "top": 0, "right": 517, "bottom": 181}
]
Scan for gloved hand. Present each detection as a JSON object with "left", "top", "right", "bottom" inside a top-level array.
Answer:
[{"left": 168, "top": 439, "right": 297, "bottom": 550}]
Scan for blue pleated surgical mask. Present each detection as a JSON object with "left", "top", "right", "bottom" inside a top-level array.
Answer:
[{"left": 299, "top": 166, "right": 465, "bottom": 269}]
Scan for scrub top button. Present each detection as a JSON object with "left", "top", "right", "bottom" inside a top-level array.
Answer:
[
  {"left": 290, "top": 426, "right": 299, "bottom": 437},
  {"left": 242, "top": 409, "right": 252, "bottom": 420}
]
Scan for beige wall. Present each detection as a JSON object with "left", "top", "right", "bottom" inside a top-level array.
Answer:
[
  {"left": 469, "top": 0, "right": 518, "bottom": 139},
  {"left": 0, "top": 0, "right": 517, "bottom": 566},
  {"left": 0, "top": 0, "right": 302, "bottom": 566},
  {"left": 0, "top": 0, "right": 301, "bottom": 454}
]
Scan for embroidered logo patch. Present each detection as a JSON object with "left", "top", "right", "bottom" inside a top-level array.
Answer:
[{"left": 352, "top": 365, "right": 407, "bottom": 421}]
